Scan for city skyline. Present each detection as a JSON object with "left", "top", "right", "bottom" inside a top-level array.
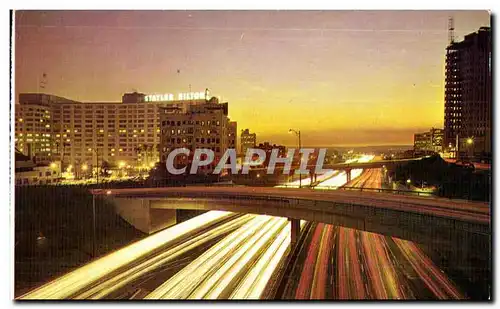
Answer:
[{"left": 15, "top": 10, "right": 490, "bottom": 146}]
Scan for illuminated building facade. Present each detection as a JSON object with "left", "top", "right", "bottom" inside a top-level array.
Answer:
[
  {"left": 159, "top": 97, "right": 236, "bottom": 174},
  {"left": 413, "top": 128, "right": 443, "bottom": 154},
  {"left": 228, "top": 121, "right": 237, "bottom": 152},
  {"left": 240, "top": 128, "right": 256, "bottom": 155},
  {"left": 15, "top": 93, "right": 78, "bottom": 164},
  {"left": 14, "top": 149, "right": 60, "bottom": 186},
  {"left": 444, "top": 27, "right": 492, "bottom": 159},
  {"left": 15, "top": 91, "right": 211, "bottom": 174}
]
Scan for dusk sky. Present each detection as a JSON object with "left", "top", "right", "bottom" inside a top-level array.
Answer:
[{"left": 14, "top": 10, "right": 490, "bottom": 147}]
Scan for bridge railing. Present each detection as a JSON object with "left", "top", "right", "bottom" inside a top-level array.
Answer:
[
  {"left": 275, "top": 184, "right": 435, "bottom": 197},
  {"left": 337, "top": 186, "right": 435, "bottom": 197}
]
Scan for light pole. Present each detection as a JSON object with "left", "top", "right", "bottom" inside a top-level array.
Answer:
[
  {"left": 89, "top": 148, "right": 99, "bottom": 186},
  {"left": 90, "top": 147, "right": 99, "bottom": 258},
  {"left": 81, "top": 163, "right": 88, "bottom": 180},
  {"left": 466, "top": 137, "right": 474, "bottom": 161},
  {"left": 95, "top": 148, "right": 99, "bottom": 186},
  {"left": 289, "top": 129, "right": 302, "bottom": 188},
  {"left": 119, "top": 161, "right": 126, "bottom": 178},
  {"left": 56, "top": 141, "right": 70, "bottom": 179},
  {"left": 92, "top": 192, "right": 96, "bottom": 258}
]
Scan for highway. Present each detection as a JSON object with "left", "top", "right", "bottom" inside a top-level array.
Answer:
[
  {"left": 19, "top": 156, "right": 485, "bottom": 300},
  {"left": 19, "top": 211, "right": 300, "bottom": 300},
  {"left": 18, "top": 211, "right": 251, "bottom": 299},
  {"left": 275, "top": 169, "right": 340, "bottom": 188},
  {"left": 283, "top": 168, "right": 464, "bottom": 299},
  {"left": 145, "top": 215, "right": 290, "bottom": 299}
]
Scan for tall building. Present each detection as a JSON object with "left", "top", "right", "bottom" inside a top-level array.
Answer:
[
  {"left": 14, "top": 91, "right": 209, "bottom": 175},
  {"left": 444, "top": 26, "right": 492, "bottom": 159},
  {"left": 14, "top": 93, "right": 78, "bottom": 163},
  {"left": 414, "top": 128, "right": 443, "bottom": 154},
  {"left": 159, "top": 97, "right": 236, "bottom": 174},
  {"left": 228, "top": 121, "right": 237, "bottom": 151},
  {"left": 240, "top": 129, "right": 256, "bottom": 155}
]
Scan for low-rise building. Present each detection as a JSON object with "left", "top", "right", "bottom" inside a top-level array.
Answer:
[
  {"left": 240, "top": 129, "right": 256, "bottom": 155},
  {"left": 255, "top": 142, "right": 287, "bottom": 168},
  {"left": 414, "top": 128, "right": 443, "bottom": 154},
  {"left": 15, "top": 150, "right": 60, "bottom": 185}
]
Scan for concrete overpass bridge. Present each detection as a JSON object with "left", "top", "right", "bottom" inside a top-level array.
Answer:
[
  {"left": 251, "top": 157, "right": 428, "bottom": 182},
  {"left": 94, "top": 186, "right": 490, "bottom": 252}
]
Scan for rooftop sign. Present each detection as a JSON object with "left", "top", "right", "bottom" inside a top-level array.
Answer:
[{"left": 145, "top": 91, "right": 208, "bottom": 102}]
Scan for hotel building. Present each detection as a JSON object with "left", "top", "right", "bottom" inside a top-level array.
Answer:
[{"left": 14, "top": 90, "right": 213, "bottom": 174}]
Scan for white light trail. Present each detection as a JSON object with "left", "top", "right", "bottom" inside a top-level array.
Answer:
[
  {"left": 19, "top": 211, "right": 235, "bottom": 299},
  {"left": 145, "top": 215, "right": 274, "bottom": 299},
  {"left": 230, "top": 223, "right": 291, "bottom": 299},
  {"left": 194, "top": 217, "right": 287, "bottom": 299},
  {"left": 74, "top": 214, "right": 255, "bottom": 299}
]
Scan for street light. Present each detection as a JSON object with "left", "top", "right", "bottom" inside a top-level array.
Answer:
[
  {"left": 466, "top": 137, "right": 474, "bottom": 160},
  {"left": 88, "top": 147, "right": 100, "bottom": 186},
  {"left": 81, "top": 164, "right": 88, "bottom": 180},
  {"left": 289, "top": 128, "right": 302, "bottom": 188}
]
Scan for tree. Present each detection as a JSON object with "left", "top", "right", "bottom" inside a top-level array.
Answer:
[{"left": 100, "top": 160, "right": 114, "bottom": 177}]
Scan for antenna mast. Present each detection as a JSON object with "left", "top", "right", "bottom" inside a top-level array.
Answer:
[
  {"left": 448, "top": 17, "right": 455, "bottom": 44},
  {"left": 39, "top": 72, "right": 47, "bottom": 92}
]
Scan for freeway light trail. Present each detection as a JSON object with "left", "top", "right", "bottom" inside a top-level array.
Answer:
[
  {"left": 284, "top": 166, "right": 464, "bottom": 299},
  {"left": 145, "top": 216, "right": 273, "bottom": 299},
  {"left": 192, "top": 217, "right": 286, "bottom": 299},
  {"left": 315, "top": 155, "right": 373, "bottom": 189},
  {"left": 18, "top": 211, "right": 236, "bottom": 299},
  {"left": 146, "top": 215, "right": 290, "bottom": 299},
  {"left": 276, "top": 155, "right": 374, "bottom": 189},
  {"left": 19, "top": 154, "right": 468, "bottom": 300},
  {"left": 73, "top": 214, "right": 256, "bottom": 299},
  {"left": 230, "top": 222, "right": 291, "bottom": 299}
]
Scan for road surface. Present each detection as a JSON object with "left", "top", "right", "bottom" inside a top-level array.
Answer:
[{"left": 282, "top": 168, "right": 464, "bottom": 299}]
